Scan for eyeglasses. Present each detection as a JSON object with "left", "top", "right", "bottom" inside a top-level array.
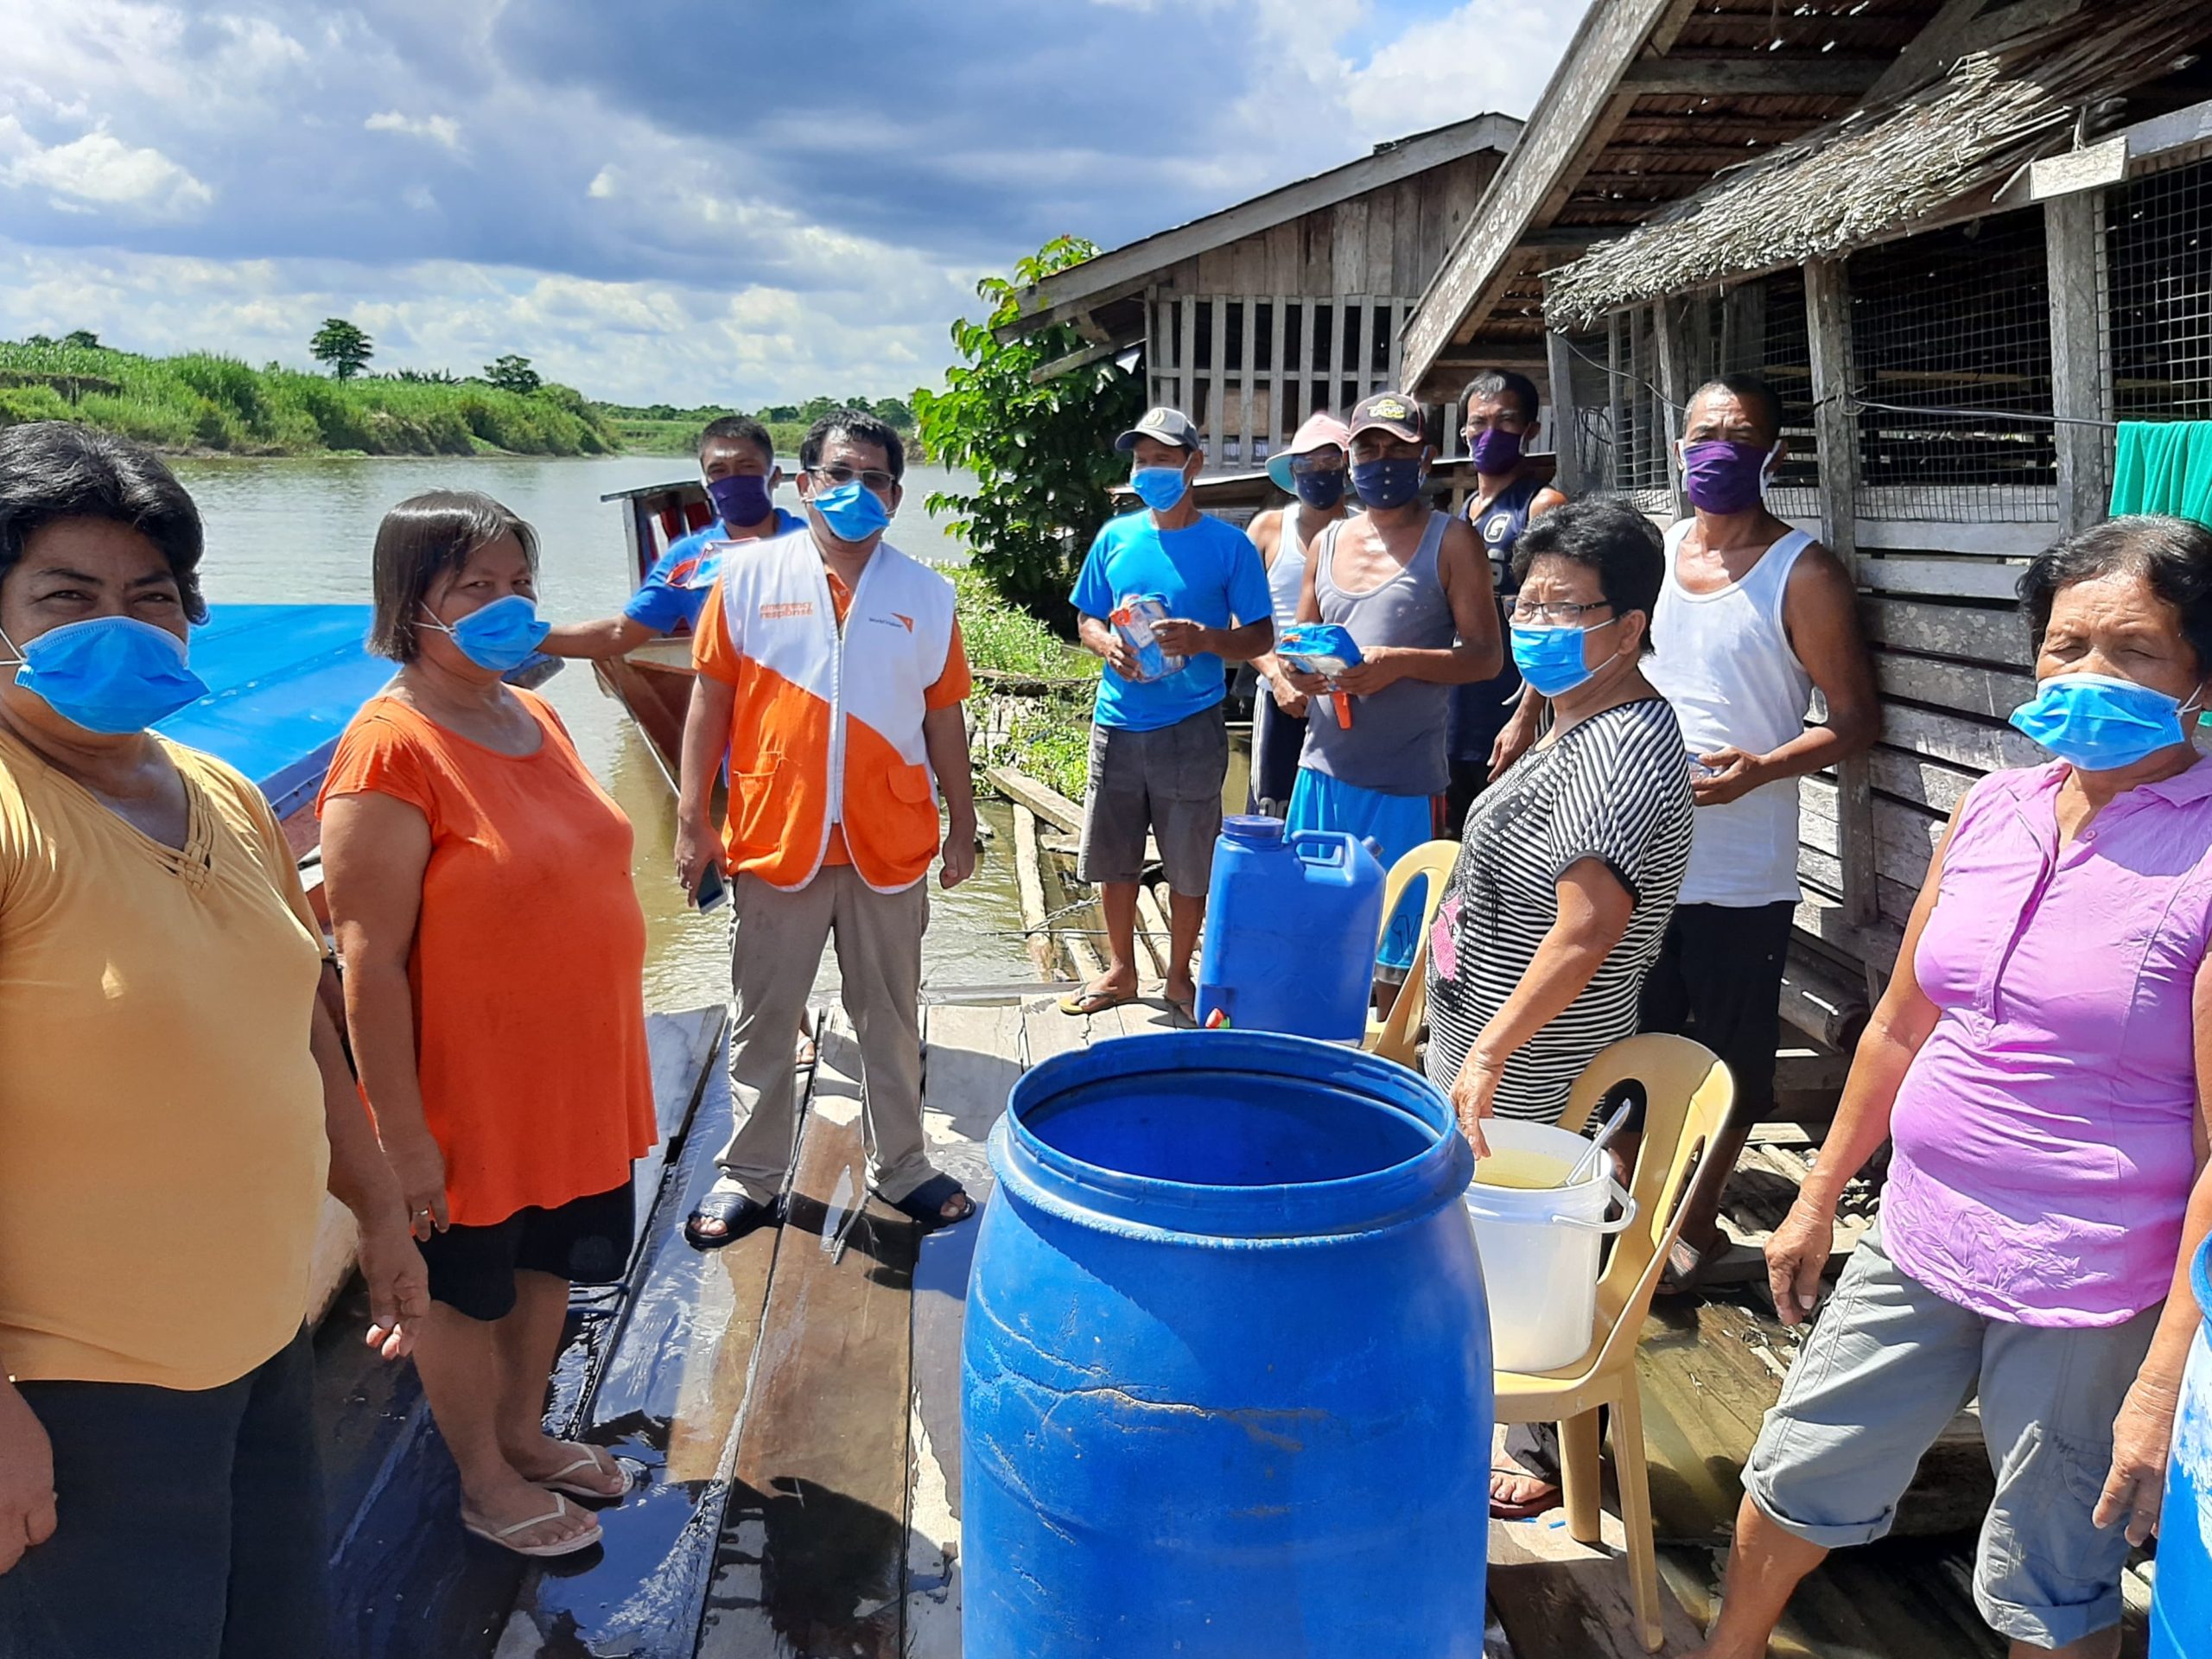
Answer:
[
  {"left": 809, "top": 463, "right": 898, "bottom": 493},
  {"left": 1287, "top": 453, "right": 1343, "bottom": 474},
  {"left": 1510, "top": 599, "right": 1614, "bottom": 626}
]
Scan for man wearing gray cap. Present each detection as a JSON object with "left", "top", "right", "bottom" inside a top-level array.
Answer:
[{"left": 1064, "top": 407, "right": 1274, "bottom": 1022}]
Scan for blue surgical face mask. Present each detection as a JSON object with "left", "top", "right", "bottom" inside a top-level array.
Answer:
[
  {"left": 2008, "top": 671, "right": 2202, "bottom": 772},
  {"left": 420, "top": 594, "right": 549, "bottom": 673},
  {"left": 0, "top": 614, "right": 210, "bottom": 734},
  {"left": 807, "top": 478, "right": 893, "bottom": 543},
  {"left": 706, "top": 472, "right": 774, "bottom": 529},
  {"left": 1131, "top": 466, "right": 1190, "bottom": 514},
  {"left": 1510, "top": 618, "right": 1618, "bottom": 698},
  {"left": 1351, "top": 455, "right": 1426, "bottom": 511}
]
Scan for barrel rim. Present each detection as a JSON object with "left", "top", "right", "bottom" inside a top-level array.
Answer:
[{"left": 993, "top": 1030, "right": 1472, "bottom": 1241}]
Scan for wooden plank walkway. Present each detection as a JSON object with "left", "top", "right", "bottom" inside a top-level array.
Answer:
[{"left": 313, "top": 994, "right": 2152, "bottom": 1657}]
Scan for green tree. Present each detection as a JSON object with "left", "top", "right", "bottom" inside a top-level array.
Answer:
[
  {"left": 483, "top": 353, "right": 542, "bottom": 394},
  {"left": 914, "top": 236, "right": 1143, "bottom": 624},
  {"left": 871, "top": 395, "right": 916, "bottom": 429},
  {"left": 308, "top": 318, "right": 373, "bottom": 379},
  {"left": 61, "top": 330, "right": 100, "bottom": 350}
]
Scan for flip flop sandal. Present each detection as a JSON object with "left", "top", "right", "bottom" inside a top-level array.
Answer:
[
  {"left": 1058, "top": 987, "right": 1136, "bottom": 1016},
  {"left": 1488, "top": 1465, "right": 1560, "bottom": 1522},
  {"left": 539, "top": 1443, "right": 627, "bottom": 1501},
  {"left": 684, "top": 1179, "right": 778, "bottom": 1251},
  {"left": 461, "top": 1492, "right": 602, "bottom": 1559},
  {"left": 889, "top": 1173, "right": 976, "bottom": 1232}
]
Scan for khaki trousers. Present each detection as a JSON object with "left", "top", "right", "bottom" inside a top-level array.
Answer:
[{"left": 717, "top": 865, "right": 933, "bottom": 1205}]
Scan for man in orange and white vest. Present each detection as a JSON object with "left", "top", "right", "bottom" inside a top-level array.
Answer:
[{"left": 673, "top": 408, "right": 980, "bottom": 1245}]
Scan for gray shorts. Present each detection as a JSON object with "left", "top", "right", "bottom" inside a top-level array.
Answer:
[
  {"left": 1077, "top": 706, "right": 1228, "bottom": 895},
  {"left": 1743, "top": 1224, "right": 2158, "bottom": 1649}
]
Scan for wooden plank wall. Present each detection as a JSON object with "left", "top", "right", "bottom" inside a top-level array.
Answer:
[{"left": 1142, "top": 152, "right": 1497, "bottom": 463}]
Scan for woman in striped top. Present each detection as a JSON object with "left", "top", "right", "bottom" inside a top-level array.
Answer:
[{"left": 1425, "top": 499, "right": 1694, "bottom": 1152}]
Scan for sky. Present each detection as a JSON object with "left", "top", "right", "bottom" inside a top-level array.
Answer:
[{"left": 0, "top": 1, "right": 1581, "bottom": 408}]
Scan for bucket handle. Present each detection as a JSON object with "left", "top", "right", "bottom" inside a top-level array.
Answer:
[{"left": 1544, "top": 1176, "right": 1638, "bottom": 1235}]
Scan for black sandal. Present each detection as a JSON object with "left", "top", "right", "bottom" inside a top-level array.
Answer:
[
  {"left": 888, "top": 1173, "right": 975, "bottom": 1231},
  {"left": 684, "top": 1180, "right": 777, "bottom": 1250}
]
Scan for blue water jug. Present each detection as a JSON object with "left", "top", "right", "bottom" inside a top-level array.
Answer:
[
  {"left": 2151, "top": 1233, "right": 2212, "bottom": 1657},
  {"left": 1196, "top": 816, "right": 1386, "bottom": 1040},
  {"left": 962, "top": 1032, "right": 1492, "bottom": 1658}
]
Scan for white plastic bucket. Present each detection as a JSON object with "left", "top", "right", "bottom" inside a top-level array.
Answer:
[{"left": 1462, "top": 1118, "right": 1637, "bottom": 1373}]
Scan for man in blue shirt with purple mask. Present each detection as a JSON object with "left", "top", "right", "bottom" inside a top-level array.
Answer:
[{"left": 542, "top": 415, "right": 803, "bottom": 658}]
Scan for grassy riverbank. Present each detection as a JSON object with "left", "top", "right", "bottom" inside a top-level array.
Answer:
[
  {"left": 0, "top": 340, "right": 619, "bottom": 457},
  {"left": 952, "top": 567, "right": 1094, "bottom": 800}
]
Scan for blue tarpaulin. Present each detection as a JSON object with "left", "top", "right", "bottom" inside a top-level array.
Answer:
[{"left": 156, "top": 604, "right": 390, "bottom": 821}]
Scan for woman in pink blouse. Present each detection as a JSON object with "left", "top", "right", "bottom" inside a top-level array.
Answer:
[{"left": 1691, "top": 516, "right": 2212, "bottom": 1659}]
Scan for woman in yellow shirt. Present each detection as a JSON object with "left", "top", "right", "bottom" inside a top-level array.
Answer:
[{"left": 0, "top": 423, "right": 427, "bottom": 1658}]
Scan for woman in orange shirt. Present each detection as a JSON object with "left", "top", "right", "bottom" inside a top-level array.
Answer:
[{"left": 321, "top": 492, "right": 657, "bottom": 1559}]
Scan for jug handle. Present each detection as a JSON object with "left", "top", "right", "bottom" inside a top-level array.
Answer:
[
  {"left": 1544, "top": 1180, "right": 1639, "bottom": 1235},
  {"left": 1289, "top": 831, "right": 1347, "bottom": 869}
]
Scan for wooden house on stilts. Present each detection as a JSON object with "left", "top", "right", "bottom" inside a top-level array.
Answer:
[
  {"left": 995, "top": 114, "right": 1522, "bottom": 471},
  {"left": 1402, "top": 0, "right": 2212, "bottom": 1070}
]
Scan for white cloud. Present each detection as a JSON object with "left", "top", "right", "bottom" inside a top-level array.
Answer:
[
  {"left": 0, "top": 118, "right": 213, "bottom": 218},
  {"left": 365, "top": 111, "right": 463, "bottom": 151}
]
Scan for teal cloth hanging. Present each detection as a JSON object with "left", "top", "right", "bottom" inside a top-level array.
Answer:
[{"left": 2111, "top": 421, "right": 2212, "bottom": 524}]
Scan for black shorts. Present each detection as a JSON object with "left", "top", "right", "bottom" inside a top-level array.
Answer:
[{"left": 418, "top": 1182, "right": 635, "bottom": 1321}]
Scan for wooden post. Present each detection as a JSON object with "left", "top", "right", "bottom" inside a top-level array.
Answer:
[
  {"left": 1606, "top": 313, "right": 1626, "bottom": 495},
  {"left": 2046, "top": 190, "right": 2113, "bottom": 532},
  {"left": 1546, "top": 329, "right": 1585, "bottom": 494},
  {"left": 1269, "top": 294, "right": 1287, "bottom": 454},
  {"left": 1805, "top": 257, "right": 1880, "bottom": 931},
  {"left": 1179, "top": 294, "right": 1197, "bottom": 418},
  {"left": 1236, "top": 297, "right": 1255, "bottom": 467},
  {"left": 1655, "top": 299, "right": 1687, "bottom": 517}
]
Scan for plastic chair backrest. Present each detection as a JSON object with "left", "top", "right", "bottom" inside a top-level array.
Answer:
[
  {"left": 1368, "top": 840, "right": 1461, "bottom": 1063},
  {"left": 1554, "top": 1033, "right": 1735, "bottom": 1380}
]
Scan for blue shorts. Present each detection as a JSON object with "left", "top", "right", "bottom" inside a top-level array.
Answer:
[{"left": 1285, "top": 768, "right": 1440, "bottom": 977}]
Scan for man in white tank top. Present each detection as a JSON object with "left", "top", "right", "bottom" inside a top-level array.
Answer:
[
  {"left": 1638, "top": 375, "right": 1878, "bottom": 1284},
  {"left": 1246, "top": 413, "right": 1351, "bottom": 815}
]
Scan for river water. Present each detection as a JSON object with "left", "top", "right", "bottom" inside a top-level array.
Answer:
[{"left": 171, "top": 454, "right": 1039, "bottom": 1013}]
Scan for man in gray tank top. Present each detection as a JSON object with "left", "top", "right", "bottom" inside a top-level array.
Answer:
[{"left": 1281, "top": 392, "right": 1501, "bottom": 1001}]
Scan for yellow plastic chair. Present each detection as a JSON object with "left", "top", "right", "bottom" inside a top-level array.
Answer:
[
  {"left": 1363, "top": 839, "right": 1460, "bottom": 1065},
  {"left": 1494, "top": 1033, "right": 1736, "bottom": 1651}
]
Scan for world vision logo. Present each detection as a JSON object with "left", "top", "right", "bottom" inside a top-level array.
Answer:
[
  {"left": 892, "top": 613, "right": 915, "bottom": 632},
  {"left": 760, "top": 601, "right": 815, "bottom": 620}
]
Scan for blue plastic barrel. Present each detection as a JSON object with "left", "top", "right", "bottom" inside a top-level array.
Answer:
[
  {"left": 1195, "top": 817, "right": 1386, "bottom": 1040},
  {"left": 2151, "top": 1234, "right": 2212, "bottom": 1657},
  {"left": 962, "top": 1031, "right": 1492, "bottom": 1657}
]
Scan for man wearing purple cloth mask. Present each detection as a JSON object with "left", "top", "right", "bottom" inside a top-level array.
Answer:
[
  {"left": 1630, "top": 375, "right": 1879, "bottom": 1280},
  {"left": 542, "top": 415, "right": 802, "bottom": 659},
  {"left": 1486, "top": 372, "right": 1878, "bottom": 1519},
  {"left": 1443, "top": 370, "right": 1567, "bottom": 834}
]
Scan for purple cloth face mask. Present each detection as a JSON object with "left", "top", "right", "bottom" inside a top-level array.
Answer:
[
  {"left": 1467, "top": 427, "right": 1523, "bottom": 474},
  {"left": 1680, "top": 440, "right": 1775, "bottom": 514}
]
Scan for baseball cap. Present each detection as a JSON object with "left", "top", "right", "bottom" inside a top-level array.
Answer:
[
  {"left": 1348, "top": 391, "right": 1425, "bottom": 444},
  {"left": 1115, "top": 406, "right": 1204, "bottom": 454}
]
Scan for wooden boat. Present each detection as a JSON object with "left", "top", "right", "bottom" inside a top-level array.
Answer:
[{"left": 596, "top": 478, "right": 715, "bottom": 787}]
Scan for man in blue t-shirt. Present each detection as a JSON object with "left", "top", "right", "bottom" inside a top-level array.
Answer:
[
  {"left": 542, "top": 414, "right": 804, "bottom": 658},
  {"left": 1065, "top": 406, "right": 1274, "bottom": 1023}
]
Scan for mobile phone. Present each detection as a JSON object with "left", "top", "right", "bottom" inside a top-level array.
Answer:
[{"left": 692, "top": 863, "right": 728, "bottom": 913}]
